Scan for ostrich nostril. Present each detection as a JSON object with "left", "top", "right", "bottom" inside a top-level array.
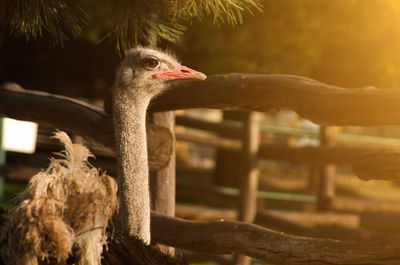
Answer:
[{"left": 180, "top": 69, "right": 190, "bottom": 73}]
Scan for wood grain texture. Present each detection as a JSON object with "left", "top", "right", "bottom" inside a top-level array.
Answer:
[
  {"left": 151, "top": 212, "right": 400, "bottom": 265},
  {"left": 154, "top": 74, "right": 400, "bottom": 126},
  {"left": 150, "top": 112, "right": 176, "bottom": 215},
  {"left": 150, "top": 111, "right": 176, "bottom": 254}
]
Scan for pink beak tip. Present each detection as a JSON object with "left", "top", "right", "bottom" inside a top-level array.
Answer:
[{"left": 152, "top": 65, "right": 207, "bottom": 80}]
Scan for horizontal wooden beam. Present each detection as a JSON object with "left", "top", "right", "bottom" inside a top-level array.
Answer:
[
  {"left": 259, "top": 144, "right": 400, "bottom": 181},
  {"left": 177, "top": 115, "right": 400, "bottom": 147},
  {"left": 154, "top": 74, "right": 400, "bottom": 126},
  {"left": 7, "top": 74, "right": 400, "bottom": 127},
  {"left": 176, "top": 129, "right": 400, "bottom": 181},
  {"left": 332, "top": 197, "right": 400, "bottom": 214},
  {"left": 175, "top": 203, "right": 237, "bottom": 221},
  {"left": 177, "top": 177, "right": 400, "bottom": 215},
  {"left": 175, "top": 203, "right": 359, "bottom": 228},
  {"left": 174, "top": 204, "right": 394, "bottom": 242},
  {"left": 254, "top": 209, "right": 393, "bottom": 242},
  {"left": 151, "top": 212, "right": 400, "bottom": 265},
  {"left": 175, "top": 132, "right": 241, "bottom": 150},
  {"left": 175, "top": 115, "right": 242, "bottom": 138},
  {"left": 0, "top": 83, "right": 172, "bottom": 171}
]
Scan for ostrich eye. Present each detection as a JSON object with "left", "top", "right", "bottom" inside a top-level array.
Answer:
[{"left": 143, "top": 57, "right": 160, "bottom": 69}]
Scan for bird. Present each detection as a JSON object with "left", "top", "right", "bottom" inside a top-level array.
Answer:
[
  {"left": 0, "top": 131, "right": 118, "bottom": 265},
  {"left": 111, "top": 47, "right": 206, "bottom": 244},
  {"left": 0, "top": 131, "right": 187, "bottom": 265},
  {"left": 0, "top": 47, "right": 206, "bottom": 264}
]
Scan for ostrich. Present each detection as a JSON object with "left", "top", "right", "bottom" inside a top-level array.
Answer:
[
  {"left": 0, "top": 131, "right": 119, "bottom": 265},
  {"left": 112, "top": 47, "right": 206, "bottom": 243},
  {"left": 0, "top": 131, "right": 187, "bottom": 265},
  {"left": 0, "top": 47, "right": 205, "bottom": 264}
]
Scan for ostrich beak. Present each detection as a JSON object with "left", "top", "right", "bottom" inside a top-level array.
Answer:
[{"left": 152, "top": 65, "right": 207, "bottom": 80}]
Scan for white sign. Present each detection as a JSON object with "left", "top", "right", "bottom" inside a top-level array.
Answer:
[{"left": 2, "top": 118, "right": 38, "bottom": 154}]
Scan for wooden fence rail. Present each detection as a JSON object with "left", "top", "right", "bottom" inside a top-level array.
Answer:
[
  {"left": 153, "top": 74, "right": 400, "bottom": 126},
  {"left": 177, "top": 115, "right": 400, "bottom": 146},
  {"left": 151, "top": 212, "right": 400, "bottom": 265},
  {"left": 174, "top": 203, "right": 398, "bottom": 243},
  {"left": 176, "top": 114, "right": 400, "bottom": 181},
  {"left": 0, "top": 83, "right": 172, "bottom": 171},
  {"left": 175, "top": 129, "right": 400, "bottom": 181}
]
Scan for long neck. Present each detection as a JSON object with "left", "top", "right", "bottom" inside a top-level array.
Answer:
[{"left": 113, "top": 90, "right": 151, "bottom": 244}]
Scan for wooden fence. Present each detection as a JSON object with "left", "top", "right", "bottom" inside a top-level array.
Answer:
[
  {"left": 174, "top": 114, "right": 400, "bottom": 213},
  {"left": 3, "top": 74, "right": 400, "bottom": 264}
]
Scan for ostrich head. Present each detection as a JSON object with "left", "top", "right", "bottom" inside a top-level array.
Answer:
[{"left": 114, "top": 47, "right": 206, "bottom": 100}]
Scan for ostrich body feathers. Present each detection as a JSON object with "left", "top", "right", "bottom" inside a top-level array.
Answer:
[{"left": 0, "top": 131, "right": 118, "bottom": 265}]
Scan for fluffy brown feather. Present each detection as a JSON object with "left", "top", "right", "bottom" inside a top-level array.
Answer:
[{"left": 0, "top": 131, "right": 118, "bottom": 265}]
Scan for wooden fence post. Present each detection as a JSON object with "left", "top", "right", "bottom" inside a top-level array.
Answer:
[
  {"left": 308, "top": 165, "right": 319, "bottom": 194},
  {"left": 150, "top": 111, "right": 176, "bottom": 254},
  {"left": 235, "top": 111, "right": 260, "bottom": 265},
  {"left": 213, "top": 111, "right": 248, "bottom": 187},
  {"left": 317, "top": 126, "right": 337, "bottom": 212}
]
